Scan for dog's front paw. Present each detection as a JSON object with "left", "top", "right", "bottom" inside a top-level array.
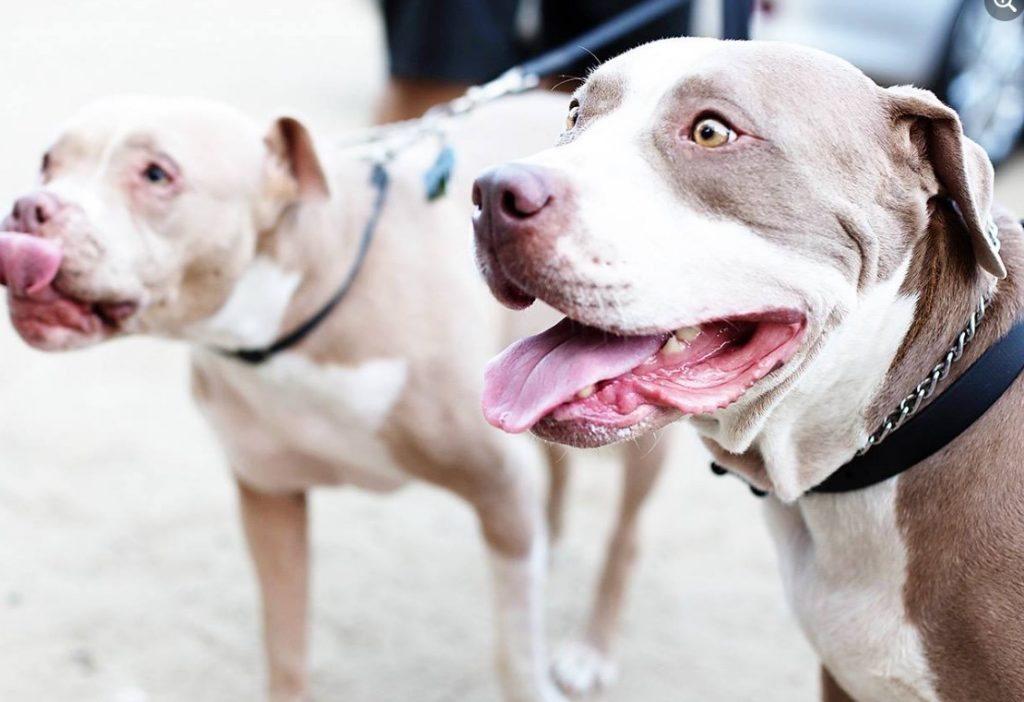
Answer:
[
  {"left": 550, "top": 641, "right": 618, "bottom": 698},
  {"left": 540, "top": 681, "right": 572, "bottom": 702},
  {"left": 269, "top": 690, "right": 310, "bottom": 702}
]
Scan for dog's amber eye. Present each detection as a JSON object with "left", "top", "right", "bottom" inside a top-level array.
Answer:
[
  {"left": 692, "top": 117, "right": 734, "bottom": 148},
  {"left": 565, "top": 99, "right": 580, "bottom": 131}
]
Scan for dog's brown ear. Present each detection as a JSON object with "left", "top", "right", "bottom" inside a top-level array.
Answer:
[
  {"left": 264, "top": 116, "right": 330, "bottom": 201},
  {"left": 886, "top": 85, "right": 1005, "bottom": 278}
]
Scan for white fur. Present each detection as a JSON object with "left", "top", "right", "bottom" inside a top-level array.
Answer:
[
  {"left": 188, "top": 256, "right": 301, "bottom": 348},
  {"left": 550, "top": 641, "right": 618, "bottom": 697},
  {"left": 46, "top": 173, "right": 152, "bottom": 303},
  {"left": 488, "top": 537, "right": 566, "bottom": 702},
  {"left": 203, "top": 351, "right": 410, "bottom": 490},
  {"left": 727, "top": 265, "right": 935, "bottom": 699},
  {"left": 717, "top": 260, "right": 918, "bottom": 500},
  {"left": 257, "top": 353, "right": 407, "bottom": 431},
  {"left": 765, "top": 485, "right": 939, "bottom": 701}
]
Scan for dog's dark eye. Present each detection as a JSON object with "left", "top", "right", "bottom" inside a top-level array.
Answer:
[
  {"left": 692, "top": 116, "right": 735, "bottom": 148},
  {"left": 40, "top": 152, "right": 51, "bottom": 174},
  {"left": 565, "top": 99, "right": 580, "bottom": 131},
  {"left": 143, "top": 163, "right": 172, "bottom": 184}
]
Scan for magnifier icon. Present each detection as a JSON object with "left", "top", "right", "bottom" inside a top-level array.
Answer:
[{"left": 995, "top": 0, "right": 1020, "bottom": 13}]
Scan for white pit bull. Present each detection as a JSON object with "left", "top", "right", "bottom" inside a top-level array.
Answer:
[
  {"left": 474, "top": 38, "right": 1024, "bottom": 701},
  {"left": 0, "top": 94, "right": 667, "bottom": 701}
]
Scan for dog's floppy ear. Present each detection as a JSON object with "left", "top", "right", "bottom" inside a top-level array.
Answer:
[
  {"left": 886, "top": 85, "right": 1005, "bottom": 278},
  {"left": 264, "top": 116, "right": 330, "bottom": 201}
]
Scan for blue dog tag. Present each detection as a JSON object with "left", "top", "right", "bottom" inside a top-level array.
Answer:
[{"left": 424, "top": 145, "right": 456, "bottom": 201}]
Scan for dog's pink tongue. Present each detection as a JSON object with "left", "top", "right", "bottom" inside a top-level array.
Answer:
[
  {"left": 0, "top": 233, "right": 62, "bottom": 298},
  {"left": 483, "top": 318, "right": 665, "bottom": 433}
]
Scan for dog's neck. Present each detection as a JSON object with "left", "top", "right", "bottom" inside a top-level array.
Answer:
[
  {"left": 257, "top": 194, "right": 363, "bottom": 341},
  {"left": 709, "top": 208, "right": 1020, "bottom": 502},
  {"left": 863, "top": 209, "right": 1016, "bottom": 458},
  {"left": 191, "top": 160, "right": 376, "bottom": 358}
]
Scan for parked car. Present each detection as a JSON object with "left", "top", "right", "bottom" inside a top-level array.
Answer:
[{"left": 692, "top": 0, "right": 1024, "bottom": 164}]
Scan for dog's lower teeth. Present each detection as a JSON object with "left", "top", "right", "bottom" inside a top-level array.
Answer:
[
  {"left": 661, "top": 336, "right": 684, "bottom": 354},
  {"left": 576, "top": 385, "right": 595, "bottom": 399},
  {"left": 675, "top": 326, "right": 701, "bottom": 342}
]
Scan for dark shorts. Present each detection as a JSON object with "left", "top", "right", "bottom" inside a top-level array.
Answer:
[{"left": 381, "top": 0, "right": 691, "bottom": 83}]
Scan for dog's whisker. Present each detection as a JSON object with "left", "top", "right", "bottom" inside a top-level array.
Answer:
[
  {"left": 550, "top": 75, "right": 585, "bottom": 92},
  {"left": 641, "top": 431, "right": 664, "bottom": 458},
  {"left": 577, "top": 45, "right": 600, "bottom": 67}
]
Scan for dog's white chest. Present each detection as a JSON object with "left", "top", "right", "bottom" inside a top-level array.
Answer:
[
  {"left": 764, "top": 484, "right": 939, "bottom": 702},
  {"left": 212, "top": 352, "right": 410, "bottom": 490}
]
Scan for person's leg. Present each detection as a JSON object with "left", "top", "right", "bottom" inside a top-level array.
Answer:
[
  {"left": 374, "top": 78, "right": 469, "bottom": 125},
  {"left": 375, "top": 0, "right": 522, "bottom": 123}
]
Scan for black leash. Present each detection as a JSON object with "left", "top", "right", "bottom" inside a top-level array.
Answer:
[
  {"left": 722, "top": 0, "right": 754, "bottom": 41},
  {"left": 219, "top": 163, "right": 389, "bottom": 364},
  {"left": 516, "top": 0, "right": 753, "bottom": 81},
  {"left": 518, "top": 0, "right": 691, "bottom": 79},
  {"left": 436, "top": 0, "right": 696, "bottom": 119},
  {"left": 217, "top": 0, "right": 721, "bottom": 365}
]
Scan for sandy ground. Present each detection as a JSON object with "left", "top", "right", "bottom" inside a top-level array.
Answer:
[{"left": 1, "top": 2, "right": 1023, "bottom": 701}]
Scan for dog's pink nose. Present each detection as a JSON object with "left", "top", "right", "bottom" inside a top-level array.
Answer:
[
  {"left": 473, "top": 164, "right": 553, "bottom": 228},
  {"left": 472, "top": 164, "right": 567, "bottom": 311},
  {"left": 9, "top": 192, "right": 61, "bottom": 234}
]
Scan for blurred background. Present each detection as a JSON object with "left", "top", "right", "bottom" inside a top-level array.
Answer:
[
  {"left": 0, "top": 1, "right": 1020, "bottom": 701},
  {"left": 754, "top": 0, "right": 1023, "bottom": 165}
]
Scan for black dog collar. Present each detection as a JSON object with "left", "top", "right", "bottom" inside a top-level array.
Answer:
[
  {"left": 712, "top": 309, "right": 1024, "bottom": 497},
  {"left": 215, "top": 162, "right": 389, "bottom": 365},
  {"left": 811, "top": 313, "right": 1024, "bottom": 493},
  {"left": 215, "top": 139, "right": 459, "bottom": 365}
]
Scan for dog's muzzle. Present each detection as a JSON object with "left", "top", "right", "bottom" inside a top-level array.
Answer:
[{"left": 472, "top": 163, "right": 568, "bottom": 310}]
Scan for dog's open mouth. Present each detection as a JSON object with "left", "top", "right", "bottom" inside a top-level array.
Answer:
[
  {"left": 482, "top": 311, "right": 805, "bottom": 444},
  {"left": 0, "top": 232, "right": 136, "bottom": 348}
]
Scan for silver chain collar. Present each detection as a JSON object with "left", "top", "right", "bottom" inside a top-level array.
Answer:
[
  {"left": 859, "top": 290, "right": 993, "bottom": 455},
  {"left": 858, "top": 219, "right": 1003, "bottom": 456},
  {"left": 859, "top": 216, "right": 1003, "bottom": 455}
]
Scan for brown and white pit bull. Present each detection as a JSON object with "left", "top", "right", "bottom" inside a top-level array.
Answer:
[
  {"left": 473, "top": 38, "right": 1024, "bottom": 701},
  {"left": 0, "top": 94, "right": 667, "bottom": 701}
]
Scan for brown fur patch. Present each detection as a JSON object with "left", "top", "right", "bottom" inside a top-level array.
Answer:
[
  {"left": 894, "top": 213, "right": 1024, "bottom": 701},
  {"left": 562, "top": 71, "right": 626, "bottom": 144},
  {"left": 822, "top": 667, "right": 857, "bottom": 702}
]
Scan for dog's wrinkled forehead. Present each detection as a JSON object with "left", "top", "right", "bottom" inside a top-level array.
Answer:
[
  {"left": 49, "top": 96, "right": 265, "bottom": 189},
  {"left": 573, "top": 38, "right": 883, "bottom": 148}
]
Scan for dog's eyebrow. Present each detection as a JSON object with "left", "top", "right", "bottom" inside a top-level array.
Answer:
[
  {"left": 580, "top": 73, "right": 626, "bottom": 120},
  {"left": 121, "top": 133, "right": 161, "bottom": 152},
  {"left": 668, "top": 75, "right": 759, "bottom": 128},
  {"left": 669, "top": 75, "right": 724, "bottom": 101}
]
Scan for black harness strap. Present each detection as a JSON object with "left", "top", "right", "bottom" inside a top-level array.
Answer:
[{"left": 217, "top": 162, "right": 389, "bottom": 365}]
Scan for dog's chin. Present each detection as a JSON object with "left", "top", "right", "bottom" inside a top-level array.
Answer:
[
  {"left": 6, "top": 289, "right": 135, "bottom": 351},
  {"left": 532, "top": 407, "right": 683, "bottom": 448},
  {"left": 482, "top": 306, "right": 807, "bottom": 448}
]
